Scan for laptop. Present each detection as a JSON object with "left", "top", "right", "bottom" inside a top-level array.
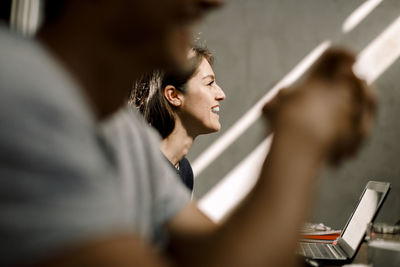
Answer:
[{"left": 297, "top": 181, "right": 391, "bottom": 265}]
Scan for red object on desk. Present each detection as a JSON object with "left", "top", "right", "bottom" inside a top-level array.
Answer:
[{"left": 301, "top": 232, "right": 341, "bottom": 241}]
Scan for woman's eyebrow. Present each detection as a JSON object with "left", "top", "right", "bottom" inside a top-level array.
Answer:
[{"left": 202, "top": 74, "right": 215, "bottom": 80}]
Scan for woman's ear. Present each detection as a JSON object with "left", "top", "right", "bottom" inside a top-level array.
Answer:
[{"left": 164, "top": 85, "right": 183, "bottom": 107}]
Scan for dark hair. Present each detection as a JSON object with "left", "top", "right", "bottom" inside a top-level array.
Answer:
[
  {"left": 41, "top": 0, "right": 69, "bottom": 25},
  {"left": 131, "top": 46, "right": 214, "bottom": 138},
  {"left": 0, "top": 0, "right": 12, "bottom": 25}
]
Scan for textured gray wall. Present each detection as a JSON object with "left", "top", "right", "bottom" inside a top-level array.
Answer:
[{"left": 189, "top": 0, "right": 400, "bottom": 229}]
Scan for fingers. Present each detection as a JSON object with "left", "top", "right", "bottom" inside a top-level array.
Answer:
[
  {"left": 308, "top": 48, "right": 377, "bottom": 165},
  {"left": 307, "top": 48, "right": 356, "bottom": 83},
  {"left": 262, "top": 87, "right": 292, "bottom": 126},
  {"left": 326, "top": 69, "right": 377, "bottom": 166}
]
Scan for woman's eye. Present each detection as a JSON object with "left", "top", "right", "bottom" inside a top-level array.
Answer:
[{"left": 207, "top": 80, "right": 215, "bottom": 86}]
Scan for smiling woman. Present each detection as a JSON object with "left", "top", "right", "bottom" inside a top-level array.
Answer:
[{"left": 131, "top": 46, "right": 225, "bottom": 192}]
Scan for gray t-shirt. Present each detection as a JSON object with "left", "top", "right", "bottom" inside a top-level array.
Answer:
[{"left": 0, "top": 28, "right": 189, "bottom": 266}]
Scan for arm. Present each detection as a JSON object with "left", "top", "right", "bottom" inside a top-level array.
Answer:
[
  {"left": 165, "top": 48, "right": 376, "bottom": 267},
  {"left": 167, "top": 131, "right": 326, "bottom": 267}
]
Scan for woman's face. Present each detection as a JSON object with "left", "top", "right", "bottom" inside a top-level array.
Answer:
[{"left": 179, "top": 58, "right": 226, "bottom": 136}]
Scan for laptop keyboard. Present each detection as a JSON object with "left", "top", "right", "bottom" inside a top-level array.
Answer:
[{"left": 298, "top": 243, "right": 346, "bottom": 260}]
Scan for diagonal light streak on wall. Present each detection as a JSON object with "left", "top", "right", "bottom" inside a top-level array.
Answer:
[
  {"left": 353, "top": 15, "right": 400, "bottom": 85},
  {"left": 198, "top": 135, "right": 273, "bottom": 222},
  {"left": 194, "top": 0, "right": 384, "bottom": 180},
  {"left": 342, "top": 0, "right": 383, "bottom": 34},
  {"left": 199, "top": 15, "right": 400, "bottom": 221},
  {"left": 192, "top": 41, "right": 331, "bottom": 178}
]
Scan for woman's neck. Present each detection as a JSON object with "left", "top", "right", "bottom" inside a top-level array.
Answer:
[{"left": 161, "top": 118, "right": 195, "bottom": 167}]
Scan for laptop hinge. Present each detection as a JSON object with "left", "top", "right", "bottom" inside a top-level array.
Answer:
[{"left": 333, "top": 244, "right": 348, "bottom": 259}]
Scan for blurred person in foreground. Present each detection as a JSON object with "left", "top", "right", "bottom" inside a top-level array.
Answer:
[
  {"left": 0, "top": 1, "right": 375, "bottom": 267},
  {"left": 128, "top": 46, "right": 225, "bottom": 191}
]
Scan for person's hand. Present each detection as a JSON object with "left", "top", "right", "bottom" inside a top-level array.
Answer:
[{"left": 263, "top": 48, "right": 376, "bottom": 165}]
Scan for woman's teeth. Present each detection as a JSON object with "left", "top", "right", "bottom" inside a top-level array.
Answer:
[{"left": 211, "top": 106, "right": 220, "bottom": 114}]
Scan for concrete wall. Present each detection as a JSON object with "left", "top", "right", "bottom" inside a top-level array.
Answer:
[{"left": 190, "top": 0, "right": 400, "bottom": 229}]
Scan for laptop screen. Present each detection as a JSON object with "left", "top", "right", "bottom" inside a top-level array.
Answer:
[{"left": 341, "top": 188, "right": 384, "bottom": 250}]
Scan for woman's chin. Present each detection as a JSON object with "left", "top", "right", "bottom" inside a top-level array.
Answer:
[
  {"left": 198, "top": 127, "right": 219, "bottom": 135},
  {"left": 194, "top": 122, "right": 221, "bottom": 135},
  {"left": 209, "top": 124, "right": 221, "bottom": 133}
]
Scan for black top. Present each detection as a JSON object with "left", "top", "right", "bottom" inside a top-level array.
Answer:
[{"left": 165, "top": 156, "right": 194, "bottom": 192}]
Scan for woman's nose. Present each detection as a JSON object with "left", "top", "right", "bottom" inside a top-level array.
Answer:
[{"left": 216, "top": 84, "right": 226, "bottom": 100}]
